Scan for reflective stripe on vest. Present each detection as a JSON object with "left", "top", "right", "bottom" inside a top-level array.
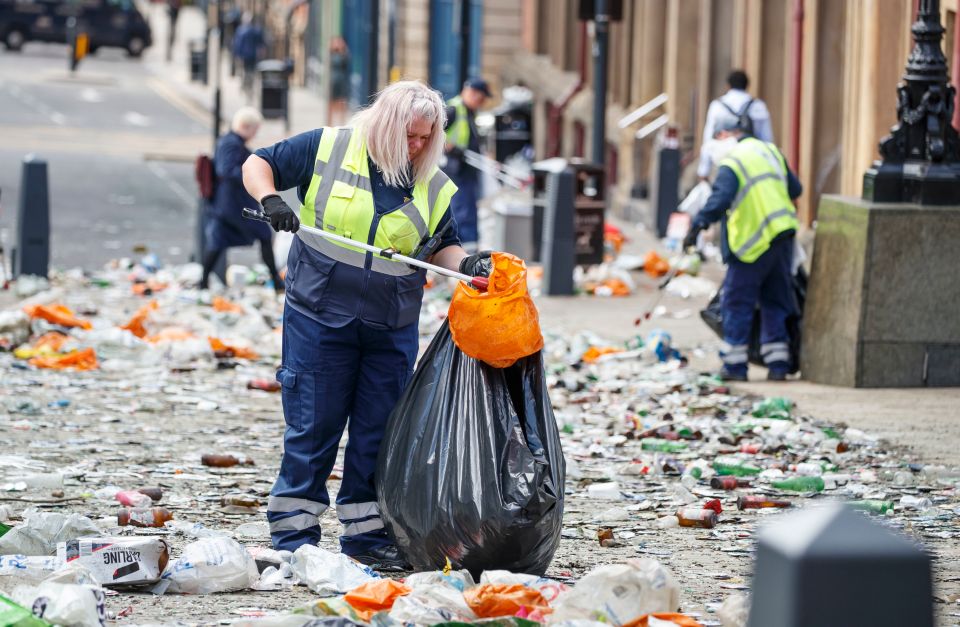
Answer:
[
  {"left": 445, "top": 97, "right": 470, "bottom": 149},
  {"left": 298, "top": 126, "right": 457, "bottom": 276},
  {"left": 721, "top": 137, "right": 798, "bottom": 263}
]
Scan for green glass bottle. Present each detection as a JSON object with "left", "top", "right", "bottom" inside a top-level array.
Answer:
[
  {"left": 772, "top": 476, "right": 825, "bottom": 492},
  {"left": 849, "top": 500, "right": 895, "bottom": 514},
  {"left": 0, "top": 595, "right": 54, "bottom": 627},
  {"left": 751, "top": 397, "right": 793, "bottom": 419},
  {"left": 0, "top": 522, "right": 9, "bottom": 538},
  {"left": 640, "top": 438, "right": 688, "bottom": 453},
  {"left": 712, "top": 461, "right": 762, "bottom": 476}
]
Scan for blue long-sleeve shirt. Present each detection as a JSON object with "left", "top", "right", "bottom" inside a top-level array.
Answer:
[{"left": 692, "top": 139, "right": 803, "bottom": 262}]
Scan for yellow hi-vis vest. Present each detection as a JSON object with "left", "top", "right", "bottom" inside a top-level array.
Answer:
[
  {"left": 720, "top": 137, "right": 799, "bottom": 263},
  {"left": 445, "top": 96, "right": 470, "bottom": 149},
  {"left": 297, "top": 126, "right": 457, "bottom": 276}
]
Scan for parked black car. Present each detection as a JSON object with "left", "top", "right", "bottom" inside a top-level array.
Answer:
[{"left": 0, "top": 0, "right": 152, "bottom": 57}]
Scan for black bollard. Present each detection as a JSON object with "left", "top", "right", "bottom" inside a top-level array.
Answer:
[
  {"left": 15, "top": 156, "right": 50, "bottom": 279},
  {"left": 542, "top": 166, "right": 577, "bottom": 296},
  {"left": 747, "top": 503, "right": 933, "bottom": 626}
]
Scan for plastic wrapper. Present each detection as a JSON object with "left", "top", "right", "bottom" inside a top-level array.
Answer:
[
  {"left": 153, "top": 536, "right": 257, "bottom": 595},
  {"left": 11, "top": 582, "right": 105, "bottom": 627},
  {"left": 22, "top": 304, "right": 92, "bottom": 330},
  {"left": 343, "top": 579, "right": 411, "bottom": 620},
  {"left": 479, "top": 571, "right": 568, "bottom": 604},
  {"left": 0, "top": 511, "right": 102, "bottom": 557},
  {"left": 288, "top": 544, "right": 378, "bottom": 596},
  {"left": 0, "top": 594, "right": 53, "bottom": 627},
  {"left": 388, "top": 585, "right": 478, "bottom": 625},
  {"left": 700, "top": 267, "right": 806, "bottom": 374},
  {"left": 448, "top": 252, "right": 543, "bottom": 368},
  {"left": 464, "top": 583, "right": 552, "bottom": 619},
  {"left": 377, "top": 322, "right": 565, "bottom": 576},
  {"left": 550, "top": 560, "right": 680, "bottom": 625},
  {"left": 56, "top": 537, "right": 169, "bottom": 588}
]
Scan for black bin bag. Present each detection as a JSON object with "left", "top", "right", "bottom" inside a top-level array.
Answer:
[{"left": 376, "top": 322, "right": 565, "bottom": 577}]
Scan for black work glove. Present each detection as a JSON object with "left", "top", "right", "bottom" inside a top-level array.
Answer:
[
  {"left": 459, "top": 250, "right": 493, "bottom": 277},
  {"left": 261, "top": 194, "right": 300, "bottom": 233},
  {"left": 682, "top": 226, "right": 701, "bottom": 251}
]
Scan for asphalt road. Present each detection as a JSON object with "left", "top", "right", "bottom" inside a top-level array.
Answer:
[{"left": 0, "top": 41, "right": 275, "bottom": 273}]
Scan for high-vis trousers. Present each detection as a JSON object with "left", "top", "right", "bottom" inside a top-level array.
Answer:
[
  {"left": 720, "top": 235, "right": 795, "bottom": 376},
  {"left": 267, "top": 305, "right": 418, "bottom": 554}
]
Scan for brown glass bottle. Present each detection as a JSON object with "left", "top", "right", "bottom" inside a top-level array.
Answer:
[
  {"left": 201, "top": 454, "right": 254, "bottom": 467},
  {"left": 221, "top": 495, "right": 261, "bottom": 508},
  {"left": 676, "top": 507, "right": 718, "bottom": 529},
  {"left": 118, "top": 507, "right": 173, "bottom": 528},
  {"left": 710, "top": 476, "right": 751, "bottom": 490},
  {"left": 737, "top": 495, "right": 792, "bottom": 510},
  {"left": 137, "top": 487, "right": 163, "bottom": 501}
]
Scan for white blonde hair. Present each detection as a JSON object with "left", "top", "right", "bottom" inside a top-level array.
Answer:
[
  {"left": 349, "top": 80, "right": 447, "bottom": 188},
  {"left": 232, "top": 107, "right": 263, "bottom": 134}
]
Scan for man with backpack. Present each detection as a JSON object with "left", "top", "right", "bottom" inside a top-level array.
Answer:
[{"left": 697, "top": 70, "right": 774, "bottom": 180}]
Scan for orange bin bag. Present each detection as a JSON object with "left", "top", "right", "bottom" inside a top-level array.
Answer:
[
  {"left": 120, "top": 300, "right": 158, "bottom": 339},
  {"left": 622, "top": 613, "right": 704, "bottom": 627},
  {"left": 464, "top": 583, "right": 552, "bottom": 619},
  {"left": 23, "top": 304, "right": 92, "bottom": 330},
  {"left": 29, "top": 347, "right": 98, "bottom": 371},
  {"left": 448, "top": 252, "right": 543, "bottom": 368},
  {"left": 344, "top": 579, "right": 412, "bottom": 620}
]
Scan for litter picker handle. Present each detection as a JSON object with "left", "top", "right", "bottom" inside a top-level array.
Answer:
[{"left": 242, "top": 207, "right": 490, "bottom": 291}]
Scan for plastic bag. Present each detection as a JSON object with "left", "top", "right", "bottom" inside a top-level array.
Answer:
[
  {"left": 288, "top": 544, "right": 378, "bottom": 596},
  {"left": 388, "top": 584, "right": 478, "bottom": 625},
  {"left": 377, "top": 322, "right": 565, "bottom": 577},
  {"left": 678, "top": 180, "right": 713, "bottom": 215},
  {"left": 154, "top": 536, "right": 258, "bottom": 595},
  {"left": 0, "top": 511, "right": 102, "bottom": 557},
  {"left": 11, "top": 582, "right": 105, "bottom": 627},
  {"left": 448, "top": 252, "right": 543, "bottom": 368},
  {"left": 550, "top": 560, "right": 680, "bottom": 626},
  {"left": 22, "top": 304, "right": 92, "bottom": 330},
  {"left": 28, "top": 348, "right": 99, "bottom": 371},
  {"left": 464, "top": 583, "right": 552, "bottom": 619},
  {"left": 344, "top": 579, "right": 411, "bottom": 620}
]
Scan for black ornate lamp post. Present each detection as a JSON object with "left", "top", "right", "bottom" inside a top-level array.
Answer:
[{"left": 863, "top": 0, "right": 960, "bottom": 204}]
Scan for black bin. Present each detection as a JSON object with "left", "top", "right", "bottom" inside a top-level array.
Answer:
[
  {"left": 493, "top": 102, "right": 532, "bottom": 163},
  {"left": 189, "top": 38, "right": 207, "bottom": 83},
  {"left": 258, "top": 59, "right": 292, "bottom": 123},
  {"left": 531, "top": 159, "right": 605, "bottom": 265}
]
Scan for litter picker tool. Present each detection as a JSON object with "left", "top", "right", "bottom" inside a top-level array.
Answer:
[
  {"left": 242, "top": 208, "right": 489, "bottom": 291},
  {"left": 633, "top": 248, "right": 698, "bottom": 326}
]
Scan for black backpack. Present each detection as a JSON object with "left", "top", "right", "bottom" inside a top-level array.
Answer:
[{"left": 721, "top": 98, "right": 755, "bottom": 136}]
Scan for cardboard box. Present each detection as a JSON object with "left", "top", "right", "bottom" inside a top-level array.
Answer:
[{"left": 57, "top": 537, "right": 169, "bottom": 587}]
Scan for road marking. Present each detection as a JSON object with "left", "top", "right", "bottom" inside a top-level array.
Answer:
[
  {"left": 79, "top": 88, "right": 103, "bottom": 103},
  {"left": 146, "top": 77, "right": 210, "bottom": 126},
  {"left": 124, "top": 111, "right": 151, "bottom": 127},
  {"left": 148, "top": 161, "right": 196, "bottom": 208}
]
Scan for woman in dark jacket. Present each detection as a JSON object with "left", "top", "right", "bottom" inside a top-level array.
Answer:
[{"left": 202, "top": 107, "right": 283, "bottom": 290}]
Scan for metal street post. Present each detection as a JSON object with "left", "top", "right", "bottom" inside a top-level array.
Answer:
[
  {"left": 591, "top": 0, "right": 609, "bottom": 166},
  {"left": 212, "top": 0, "right": 224, "bottom": 147}
]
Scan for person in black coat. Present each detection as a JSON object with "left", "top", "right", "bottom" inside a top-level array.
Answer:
[{"left": 201, "top": 107, "right": 283, "bottom": 291}]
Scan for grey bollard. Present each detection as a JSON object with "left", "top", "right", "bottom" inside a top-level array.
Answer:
[
  {"left": 648, "top": 145, "right": 680, "bottom": 237},
  {"left": 747, "top": 503, "right": 933, "bottom": 627},
  {"left": 15, "top": 156, "right": 50, "bottom": 279},
  {"left": 541, "top": 167, "right": 576, "bottom": 296}
]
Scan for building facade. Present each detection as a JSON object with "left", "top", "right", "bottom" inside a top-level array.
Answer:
[{"left": 507, "top": 0, "right": 960, "bottom": 225}]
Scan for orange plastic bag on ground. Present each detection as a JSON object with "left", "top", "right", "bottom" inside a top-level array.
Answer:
[
  {"left": 120, "top": 300, "right": 158, "bottom": 339},
  {"left": 146, "top": 327, "right": 196, "bottom": 344},
  {"left": 448, "top": 252, "right": 543, "bottom": 368},
  {"left": 344, "top": 580, "right": 412, "bottom": 620},
  {"left": 622, "top": 613, "right": 703, "bottom": 627},
  {"left": 208, "top": 337, "right": 258, "bottom": 360},
  {"left": 582, "top": 346, "right": 623, "bottom": 363},
  {"left": 212, "top": 296, "right": 244, "bottom": 313},
  {"left": 29, "top": 347, "right": 98, "bottom": 371},
  {"left": 13, "top": 332, "right": 69, "bottom": 359},
  {"left": 23, "top": 304, "right": 92, "bottom": 330},
  {"left": 643, "top": 251, "right": 671, "bottom": 278},
  {"left": 464, "top": 583, "right": 552, "bottom": 619}
]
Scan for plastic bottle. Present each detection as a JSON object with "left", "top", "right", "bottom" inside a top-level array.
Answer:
[
  {"left": 771, "top": 476, "right": 825, "bottom": 492},
  {"left": 737, "top": 495, "right": 792, "bottom": 510},
  {"left": 849, "top": 500, "right": 895, "bottom": 514},
  {"left": 201, "top": 454, "right": 254, "bottom": 467},
  {"left": 794, "top": 462, "right": 824, "bottom": 476},
  {"left": 115, "top": 490, "right": 152, "bottom": 507},
  {"left": 711, "top": 476, "right": 751, "bottom": 490},
  {"left": 7, "top": 473, "right": 63, "bottom": 489},
  {"left": 712, "top": 461, "right": 762, "bottom": 477},
  {"left": 117, "top": 507, "right": 173, "bottom": 528},
  {"left": 221, "top": 495, "right": 261, "bottom": 508},
  {"left": 676, "top": 508, "right": 718, "bottom": 529},
  {"left": 899, "top": 495, "right": 933, "bottom": 511},
  {"left": 640, "top": 438, "right": 688, "bottom": 453}
]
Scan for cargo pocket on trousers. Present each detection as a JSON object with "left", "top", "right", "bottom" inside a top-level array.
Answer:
[
  {"left": 287, "top": 253, "right": 336, "bottom": 314},
  {"left": 277, "top": 369, "right": 301, "bottom": 430},
  {"left": 392, "top": 272, "right": 427, "bottom": 329}
]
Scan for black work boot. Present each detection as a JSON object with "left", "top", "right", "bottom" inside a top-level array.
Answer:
[{"left": 349, "top": 544, "right": 411, "bottom": 572}]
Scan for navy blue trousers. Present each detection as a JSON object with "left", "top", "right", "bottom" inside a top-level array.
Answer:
[
  {"left": 450, "top": 173, "right": 479, "bottom": 244},
  {"left": 267, "top": 305, "right": 418, "bottom": 554},
  {"left": 720, "top": 236, "right": 795, "bottom": 375}
]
